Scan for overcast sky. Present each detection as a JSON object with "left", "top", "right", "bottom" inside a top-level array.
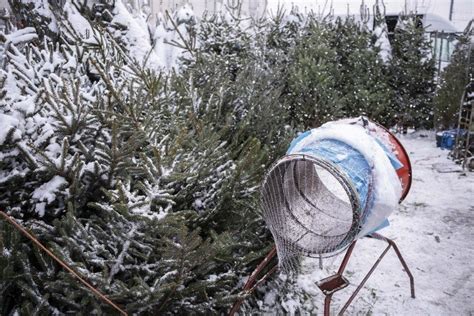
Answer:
[{"left": 267, "top": 0, "right": 472, "bottom": 31}]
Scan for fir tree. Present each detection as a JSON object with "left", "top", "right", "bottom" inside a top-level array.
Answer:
[
  {"left": 433, "top": 35, "right": 473, "bottom": 129},
  {"left": 328, "top": 17, "right": 394, "bottom": 125},
  {"left": 388, "top": 14, "right": 436, "bottom": 131},
  {"left": 0, "top": 2, "right": 283, "bottom": 314},
  {"left": 1, "top": 2, "right": 448, "bottom": 314},
  {"left": 285, "top": 18, "right": 341, "bottom": 127},
  {"left": 285, "top": 16, "right": 394, "bottom": 128}
]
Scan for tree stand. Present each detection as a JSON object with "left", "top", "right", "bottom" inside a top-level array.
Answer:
[
  {"left": 229, "top": 233, "right": 415, "bottom": 316},
  {"left": 317, "top": 232, "right": 415, "bottom": 316}
]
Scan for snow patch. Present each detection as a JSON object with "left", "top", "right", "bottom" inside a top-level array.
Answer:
[
  {"left": 32, "top": 176, "right": 68, "bottom": 214},
  {"left": 4, "top": 27, "right": 37, "bottom": 46},
  {"left": 64, "top": 2, "right": 93, "bottom": 38},
  {"left": 112, "top": 1, "right": 162, "bottom": 70},
  {"left": 0, "top": 113, "right": 21, "bottom": 145}
]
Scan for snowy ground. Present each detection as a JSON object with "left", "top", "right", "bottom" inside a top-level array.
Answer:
[{"left": 293, "top": 132, "right": 474, "bottom": 315}]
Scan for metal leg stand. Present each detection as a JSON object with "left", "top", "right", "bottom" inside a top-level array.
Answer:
[
  {"left": 228, "top": 246, "right": 278, "bottom": 316},
  {"left": 317, "top": 233, "right": 415, "bottom": 316}
]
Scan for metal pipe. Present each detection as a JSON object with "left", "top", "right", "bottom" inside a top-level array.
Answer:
[
  {"left": 449, "top": 0, "right": 454, "bottom": 21},
  {"left": 338, "top": 244, "right": 391, "bottom": 315},
  {"left": 371, "top": 233, "right": 415, "bottom": 298},
  {"left": 0, "top": 210, "right": 128, "bottom": 316},
  {"left": 324, "top": 294, "right": 333, "bottom": 316},
  {"left": 228, "top": 245, "right": 278, "bottom": 316},
  {"left": 337, "top": 240, "right": 357, "bottom": 275}
]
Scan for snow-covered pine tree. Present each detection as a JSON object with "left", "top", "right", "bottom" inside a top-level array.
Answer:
[
  {"left": 285, "top": 18, "right": 341, "bottom": 128},
  {"left": 261, "top": 7, "right": 303, "bottom": 74},
  {"left": 433, "top": 34, "right": 473, "bottom": 129},
  {"left": 0, "top": 1, "right": 285, "bottom": 314},
  {"left": 178, "top": 9, "right": 293, "bottom": 156},
  {"left": 2, "top": 1, "right": 445, "bottom": 314},
  {"left": 388, "top": 14, "right": 436, "bottom": 131},
  {"left": 285, "top": 15, "right": 394, "bottom": 128},
  {"left": 7, "top": 0, "right": 60, "bottom": 40},
  {"left": 327, "top": 16, "right": 394, "bottom": 125},
  {"left": 372, "top": 0, "right": 392, "bottom": 64}
]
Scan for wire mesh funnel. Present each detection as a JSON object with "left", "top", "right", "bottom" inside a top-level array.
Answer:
[{"left": 261, "top": 154, "right": 361, "bottom": 272}]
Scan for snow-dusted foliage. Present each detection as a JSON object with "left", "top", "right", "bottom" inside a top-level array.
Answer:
[
  {"left": 0, "top": 1, "right": 438, "bottom": 314},
  {"left": 0, "top": 2, "right": 276, "bottom": 314},
  {"left": 433, "top": 34, "right": 473, "bottom": 129},
  {"left": 388, "top": 14, "right": 436, "bottom": 131},
  {"left": 372, "top": 1, "right": 392, "bottom": 63},
  {"left": 284, "top": 16, "right": 396, "bottom": 128}
]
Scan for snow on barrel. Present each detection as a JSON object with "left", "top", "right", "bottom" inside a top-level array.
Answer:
[{"left": 261, "top": 117, "right": 412, "bottom": 271}]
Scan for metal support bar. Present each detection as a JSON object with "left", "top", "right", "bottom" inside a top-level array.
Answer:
[
  {"left": 338, "top": 243, "right": 391, "bottom": 315},
  {"left": 228, "top": 246, "right": 278, "bottom": 316},
  {"left": 324, "top": 294, "right": 333, "bottom": 316},
  {"left": 229, "top": 234, "right": 415, "bottom": 316},
  {"left": 320, "top": 233, "right": 415, "bottom": 316},
  {"left": 375, "top": 234, "right": 416, "bottom": 299},
  {"left": 337, "top": 240, "right": 357, "bottom": 274}
]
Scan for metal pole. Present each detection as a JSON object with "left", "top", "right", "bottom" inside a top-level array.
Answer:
[
  {"left": 318, "top": 233, "right": 415, "bottom": 316},
  {"left": 449, "top": 0, "right": 454, "bottom": 21},
  {"left": 0, "top": 210, "right": 128, "bottom": 316},
  {"left": 453, "top": 40, "right": 472, "bottom": 165},
  {"left": 338, "top": 244, "right": 392, "bottom": 315},
  {"left": 387, "top": 238, "right": 416, "bottom": 298},
  {"left": 433, "top": 32, "right": 438, "bottom": 79},
  {"left": 371, "top": 233, "right": 415, "bottom": 298},
  {"left": 337, "top": 241, "right": 357, "bottom": 274},
  {"left": 228, "top": 246, "right": 278, "bottom": 316},
  {"left": 322, "top": 241, "right": 357, "bottom": 316},
  {"left": 324, "top": 294, "right": 333, "bottom": 316},
  {"left": 437, "top": 32, "right": 444, "bottom": 76}
]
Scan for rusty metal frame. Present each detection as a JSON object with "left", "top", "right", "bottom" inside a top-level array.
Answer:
[
  {"left": 318, "top": 232, "right": 415, "bottom": 316},
  {"left": 228, "top": 246, "right": 278, "bottom": 316},
  {"left": 229, "top": 233, "right": 415, "bottom": 316}
]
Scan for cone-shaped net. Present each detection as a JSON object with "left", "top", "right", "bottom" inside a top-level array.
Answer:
[{"left": 261, "top": 155, "right": 361, "bottom": 272}]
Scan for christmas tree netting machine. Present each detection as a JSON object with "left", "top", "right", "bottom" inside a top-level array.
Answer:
[
  {"left": 261, "top": 117, "right": 411, "bottom": 270},
  {"left": 230, "top": 117, "right": 415, "bottom": 315}
]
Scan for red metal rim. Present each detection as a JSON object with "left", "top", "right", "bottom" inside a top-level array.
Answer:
[{"left": 373, "top": 122, "right": 412, "bottom": 202}]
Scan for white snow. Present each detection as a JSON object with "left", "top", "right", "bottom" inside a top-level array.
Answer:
[
  {"left": 281, "top": 295, "right": 300, "bottom": 314},
  {"left": 112, "top": 1, "right": 162, "bottom": 70},
  {"left": 63, "top": 2, "right": 92, "bottom": 38},
  {"left": 207, "top": 274, "right": 218, "bottom": 282},
  {"left": 32, "top": 0, "right": 58, "bottom": 33},
  {"left": 0, "top": 113, "right": 21, "bottom": 145},
  {"left": 175, "top": 4, "right": 194, "bottom": 23},
  {"left": 151, "top": 10, "right": 191, "bottom": 70},
  {"left": 291, "top": 132, "right": 474, "bottom": 315},
  {"left": 32, "top": 176, "right": 68, "bottom": 216},
  {"left": 3, "top": 27, "right": 37, "bottom": 46},
  {"left": 374, "top": 25, "right": 392, "bottom": 63},
  {"left": 107, "top": 225, "right": 137, "bottom": 284}
]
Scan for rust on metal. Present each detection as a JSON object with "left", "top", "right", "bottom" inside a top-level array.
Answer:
[
  {"left": 228, "top": 245, "right": 278, "bottom": 316},
  {"left": 319, "top": 233, "right": 415, "bottom": 316},
  {"left": 317, "top": 274, "right": 350, "bottom": 296},
  {"left": 0, "top": 210, "right": 128, "bottom": 316}
]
